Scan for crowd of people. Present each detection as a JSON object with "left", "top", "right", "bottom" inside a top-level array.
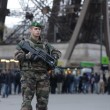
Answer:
[
  {"left": 0, "top": 67, "right": 110, "bottom": 98},
  {"left": 0, "top": 69, "right": 21, "bottom": 98},
  {"left": 49, "top": 67, "right": 110, "bottom": 95}
]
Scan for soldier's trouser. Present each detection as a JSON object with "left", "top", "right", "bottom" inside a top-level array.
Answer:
[{"left": 21, "top": 71, "right": 50, "bottom": 110}]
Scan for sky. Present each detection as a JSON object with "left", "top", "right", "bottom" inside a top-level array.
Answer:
[
  {"left": 5, "top": 0, "right": 22, "bottom": 27},
  {"left": 5, "top": 0, "right": 84, "bottom": 28},
  {"left": 5, "top": 0, "right": 53, "bottom": 28}
]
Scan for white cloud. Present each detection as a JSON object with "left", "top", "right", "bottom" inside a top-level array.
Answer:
[
  {"left": 5, "top": 0, "right": 22, "bottom": 27},
  {"left": 5, "top": 0, "right": 53, "bottom": 27},
  {"left": 7, "top": 0, "right": 21, "bottom": 9},
  {"left": 5, "top": 17, "right": 22, "bottom": 28}
]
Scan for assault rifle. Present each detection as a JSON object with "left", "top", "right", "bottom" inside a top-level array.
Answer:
[{"left": 18, "top": 40, "right": 57, "bottom": 69}]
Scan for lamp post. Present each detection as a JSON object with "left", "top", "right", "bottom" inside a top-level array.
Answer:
[
  {"left": 100, "top": 0, "right": 103, "bottom": 69},
  {"left": 100, "top": 15, "right": 103, "bottom": 67}
]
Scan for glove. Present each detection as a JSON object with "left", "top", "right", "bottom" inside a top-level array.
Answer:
[
  {"left": 51, "top": 50, "right": 61, "bottom": 59},
  {"left": 52, "top": 53, "right": 59, "bottom": 59},
  {"left": 25, "top": 52, "right": 37, "bottom": 60},
  {"left": 15, "top": 50, "right": 25, "bottom": 61}
]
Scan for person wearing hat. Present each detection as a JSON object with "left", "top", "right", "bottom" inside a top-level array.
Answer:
[{"left": 14, "top": 21, "right": 61, "bottom": 110}]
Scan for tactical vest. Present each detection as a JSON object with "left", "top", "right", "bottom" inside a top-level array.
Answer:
[{"left": 19, "top": 38, "right": 52, "bottom": 71}]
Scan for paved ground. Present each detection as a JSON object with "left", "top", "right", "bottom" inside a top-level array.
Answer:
[{"left": 0, "top": 94, "right": 110, "bottom": 110}]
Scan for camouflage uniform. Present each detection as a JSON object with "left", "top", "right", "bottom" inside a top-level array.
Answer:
[{"left": 15, "top": 37, "right": 61, "bottom": 110}]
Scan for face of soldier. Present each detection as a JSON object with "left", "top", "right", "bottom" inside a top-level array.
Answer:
[{"left": 30, "top": 27, "right": 41, "bottom": 40}]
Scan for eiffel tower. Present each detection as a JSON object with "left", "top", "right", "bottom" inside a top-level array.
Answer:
[{"left": 64, "top": 0, "right": 110, "bottom": 68}]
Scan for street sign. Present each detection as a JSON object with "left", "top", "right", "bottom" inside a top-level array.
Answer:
[
  {"left": 101, "top": 56, "right": 109, "bottom": 65},
  {"left": 101, "top": 56, "right": 109, "bottom": 71}
]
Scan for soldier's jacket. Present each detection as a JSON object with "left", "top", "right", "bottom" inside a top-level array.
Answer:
[{"left": 14, "top": 36, "right": 61, "bottom": 71}]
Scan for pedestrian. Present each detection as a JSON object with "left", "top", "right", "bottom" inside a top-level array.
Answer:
[
  {"left": 107, "top": 76, "right": 110, "bottom": 94},
  {"left": 1, "top": 69, "right": 11, "bottom": 98},
  {"left": 14, "top": 21, "right": 61, "bottom": 110}
]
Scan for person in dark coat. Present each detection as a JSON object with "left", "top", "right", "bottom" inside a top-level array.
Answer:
[
  {"left": 107, "top": 76, "right": 110, "bottom": 94},
  {"left": 49, "top": 73, "right": 57, "bottom": 94},
  {"left": 13, "top": 69, "right": 21, "bottom": 94},
  {"left": 1, "top": 70, "right": 11, "bottom": 98}
]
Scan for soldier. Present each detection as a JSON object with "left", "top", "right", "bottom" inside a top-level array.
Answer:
[{"left": 14, "top": 21, "right": 61, "bottom": 110}]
